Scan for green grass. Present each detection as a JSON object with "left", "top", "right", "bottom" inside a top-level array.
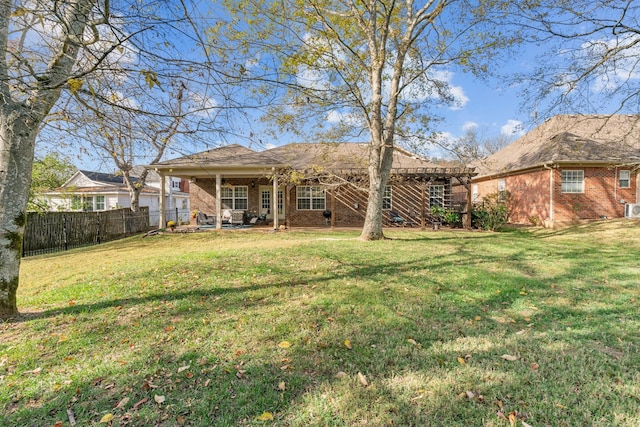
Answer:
[{"left": 2, "top": 221, "right": 640, "bottom": 426}]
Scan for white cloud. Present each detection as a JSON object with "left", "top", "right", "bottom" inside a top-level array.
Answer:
[
  {"left": 462, "top": 121, "right": 478, "bottom": 132},
  {"left": 326, "top": 110, "right": 364, "bottom": 127},
  {"left": 501, "top": 119, "right": 524, "bottom": 137}
]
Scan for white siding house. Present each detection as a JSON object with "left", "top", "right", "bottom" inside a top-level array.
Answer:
[{"left": 42, "top": 168, "right": 190, "bottom": 227}]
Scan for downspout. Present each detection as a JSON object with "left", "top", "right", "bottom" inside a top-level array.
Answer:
[
  {"left": 272, "top": 167, "right": 279, "bottom": 230},
  {"left": 158, "top": 169, "right": 166, "bottom": 228},
  {"left": 215, "top": 174, "right": 222, "bottom": 230},
  {"left": 543, "top": 163, "right": 554, "bottom": 226}
]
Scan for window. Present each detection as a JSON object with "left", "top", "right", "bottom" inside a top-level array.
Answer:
[
  {"left": 497, "top": 178, "right": 506, "bottom": 192},
  {"left": 96, "top": 196, "right": 105, "bottom": 211},
  {"left": 83, "top": 196, "right": 94, "bottom": 211},
  {"left": 561, "top": 170, "right": 584, "bottom": 193},
  {"left": 472, "top": 184, "right": 479, "bottom": 202},
  {"left": 171, "top": 180, "right": 181, "bottom": 189},
  {"left": 221, "top": 186, "right": 248, "bottom": 210},
  {"left": 261, "top": 190, "right": 271, "bottom": 212},
  {"left": 382, "top": 186, "right": 392, "bottom": 210},
  {"left": 297, "top": 186, "right": 325, "bottom": 210},
  {"left": 619, "top": 170, "right": 631, "bottom": 188},
  {"left": 429, "top": 185, "right": 444, "bottom": 208}
]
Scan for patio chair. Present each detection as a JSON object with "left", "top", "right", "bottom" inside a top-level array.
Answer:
[
  {"left": 249, "top": 208, "right": 268, "bottom": 225},
  {"left": 389, "top": 210, "right": 414, "bottom": 227},
  {"left": 196, "top": 212, "right": 216, "bottom": 225},
  {"left": 221, "top": 209, "right": 233, "bottom": 225}
]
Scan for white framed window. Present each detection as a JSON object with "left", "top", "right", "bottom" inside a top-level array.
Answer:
[
  {"left": 561, "top": 170, "right": 584, "bottom": 193},
  {"left": 96, "top": 195, "right": 105, "bottom": 210},
  {"left": 619, "top": 170, "right": 631, "bottom": 188},
  {"left": 297, "top": 186, "right": 325, "bottom": 210},
  {"left": 497, "top": 178, "right": 506, "bottom": 192},
  {"left": 382, "top": 186, "right": 392, "bottom": 210},
  {"left": 472, "top": 184, "right": 479, "bottom": 202},
  {"left": 221, "top": 186, "right": 248, "bottom": 210},
  {"left": 171, "top": 179, "right": 181, "bottom": 189},
  {"left": 429, "top": 185, "right": 444, "bottom": 208}
]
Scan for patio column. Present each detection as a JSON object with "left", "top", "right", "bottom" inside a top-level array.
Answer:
[
  {"left": 465, "top": 179, "right": 472, "bottom": 229},
  {"left": 159, "top": 170, "right": 166, "bottom": 228},
  {"left": 216, "top": 174, "right": 222, "bottom": 230},
  {"left": 272, "top": 168, "right": 279, "bottom": 230}
]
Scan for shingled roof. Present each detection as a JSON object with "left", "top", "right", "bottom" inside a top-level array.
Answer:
[{"left": 475, "top": 115, "right": 640, "bottom": 178}]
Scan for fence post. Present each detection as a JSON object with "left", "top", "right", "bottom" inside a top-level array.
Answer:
[
  {"left": 63, "top": 214, "right": 68, "bottom": 251},
  {"left": 122, "top": 209, "right": 127, "bottom": 235},
  {"left": 96, "top": 212, "right": 101, "bottom": 244},
  {"left": 175, "top": 207, "right": 179, "bottom": 224}
]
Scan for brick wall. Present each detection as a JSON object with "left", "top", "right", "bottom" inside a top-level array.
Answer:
[{"left": 474, "top": 166, "right": 637, "bottom": 225}]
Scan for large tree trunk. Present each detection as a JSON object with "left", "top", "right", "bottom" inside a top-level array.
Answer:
[
  {"left": 0, "top": 108, "right": 38, "bottom": 318},
  {"left": 360, "top": 140, "right": 394, "bottom": 241}
]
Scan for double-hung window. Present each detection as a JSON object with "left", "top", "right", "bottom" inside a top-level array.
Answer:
[
  {"left": 561, "top": 170, "right": 584, "bottom": 193},
  {"left": 95, "top": 195, "right": 105, "bottom": 211},
  {"left": 619, "top": 170, "right": 631, "bottom": 188},
  {"left": 221, "top": 186, "right": 248, "bottom": 210},
  {"left": 297, "top": 186, "right": 326, "bottom": 210}
]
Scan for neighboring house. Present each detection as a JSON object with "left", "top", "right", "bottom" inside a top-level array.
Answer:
[
  {"left": 150, "top": 142, "right": 477, "bottom": 228},
  {"left": 42, "top": 167, "right": 190, "bottom": 226},
  {"left": 472, "top": 114, "right": 640, "bottom": 226}
]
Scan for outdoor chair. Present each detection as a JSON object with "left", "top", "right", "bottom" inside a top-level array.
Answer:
[
  {"left": 389, "top": 210, "right": 415, "bottom": 227},
  {"left": 249, "top": 208, "right": 268, "bottom": 225},
  {"left": 196, "top": 212, "right": 215, "bottom": 225}
]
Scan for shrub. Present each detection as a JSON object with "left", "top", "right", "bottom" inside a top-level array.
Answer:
[{"left": 472, "top": 191, "right": 511, "bottom": 231}]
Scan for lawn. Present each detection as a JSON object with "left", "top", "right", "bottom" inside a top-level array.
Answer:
[{"left": 2, "top": 221, "right": 639, "bottom": 426}]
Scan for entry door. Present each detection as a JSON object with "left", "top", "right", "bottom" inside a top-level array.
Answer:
[{"left": 260, "top": 187, "right": 285, "bottom": 219}]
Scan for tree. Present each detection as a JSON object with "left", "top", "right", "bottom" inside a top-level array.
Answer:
[
  {"left": 28, "top": 153, "right": 76, "bottom": 212},
  {"left": 509, "top": 1, "right": 640, "bottom": 117},
  {"left": 216, "top": 0, "right": 517, "bottom": 240},
  {"left": 445, "top": 127, "right": 513, "bottom": 165},
  {"left": 0, "top": 1, "right": 227, "bottom": 318}
]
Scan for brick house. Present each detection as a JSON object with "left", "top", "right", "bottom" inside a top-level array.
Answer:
[
  {"left": 150, "top": 142, "right": 476, "bottom": 228},
  {"left": 472, "top": 115, "right": 640, "bottom": 226}
]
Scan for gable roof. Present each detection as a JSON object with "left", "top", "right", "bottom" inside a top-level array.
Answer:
[{"left": 475, "top": 115, "right": 640, "bottom": 178}]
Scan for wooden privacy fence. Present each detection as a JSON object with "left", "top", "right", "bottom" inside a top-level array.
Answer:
[{"left": 23, "top": 207, "right": 150, "bottom": 257}]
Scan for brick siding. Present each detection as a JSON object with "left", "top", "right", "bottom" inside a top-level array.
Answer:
[{"left": 475, "top": 166, "right": 637, "bottom": 225}]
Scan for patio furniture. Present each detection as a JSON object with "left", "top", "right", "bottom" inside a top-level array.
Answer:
[
  {"left": 249, "top": 208, "right": 268, "bottom": 225},
  {"left": 196, "top": 212, "right": 216, "bottom": 225},
  {"left": 322, "top": 209, "right": 332, "bottom": 226}
]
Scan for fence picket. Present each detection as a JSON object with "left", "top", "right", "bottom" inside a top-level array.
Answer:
[{"left": 23, "top": 207, "right": 150, "bottom": 257}]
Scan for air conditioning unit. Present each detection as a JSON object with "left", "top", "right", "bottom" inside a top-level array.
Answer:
[{"left": 625, "top": 203, "right": 640, "bottom": 218}]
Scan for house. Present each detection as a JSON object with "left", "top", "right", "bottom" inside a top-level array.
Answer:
[
  {"left": 472, "top": 114, "right": 640, "bottom": 226},
  {"left": 149, "top": 142, "right": 477, "bottom": 228},
  {"left": 42, "top": 167, "right": 190, "bottom": 226}
]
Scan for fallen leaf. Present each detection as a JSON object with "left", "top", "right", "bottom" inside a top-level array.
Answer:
[
  {"left": 465, "top": 391, "right": 476, "bottom": 399},
  {"left": 100, "top": 413, "right": 114, "bottom": 423},
  {"left": 474, "top": 316, "right": 482, "bottom": 321},
  {"left": 164, "top": 326, "right": 174, "bottom": 332},
  {"left": 531, "top": 362, "right": 539, "bottom": 371},
  {"left": 407, "top": 338, "right": 419, "bottom": 346},
  {"left": 132, "top": 397, "right": 148, "bottom": 410},
  {"left": 500, "top": 354, "right": 518, "bottom": 361},
  {"left": 114, "top": 397, "right": 129, "bottom": 409},
  {"left": 53, "top": 422, "right": 63, "bottom": 427},
  {"left": 177, "top": 365, "right": 190, "bottom": 373},
  {"left": 357, "top": 372, "right": 368, "bottom": 387},
  {"left": 154, "top": 395, "right": 166, "bottom": 404},
  {"left": 457, "top": 357, "right": 466, "bottom": 365},
  {"left": 256, "top": 412, "right": 274, "bottom": 421},
  {"left": 522, "top": 422, "right": 533, "bottom": 427},
  {"left": 554, "top": 402, "right": 568, "bottom": 409},
  {"left": 23, "top": 367, "right": 42, "bottom": 375},
  {"left": 278, "top": 341, "right": 290, "bottom": 349},
  {"left": 278, "top": 381, "right": 286, "bottom": 391},
  {"left": 185, "top": 372, "right": 194, "bottom": 379},
  {"left": 176, "top": 415, "right": 186, "bottom": 425},
  {"left": 508, "top": 412, "right": 517, "bottom": 426},
  {"left": 335, "top": 371, "right": 347, "bottom": 379},
  {"left": 344, "top": 340, "right": 352, "bottom": 349}
]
